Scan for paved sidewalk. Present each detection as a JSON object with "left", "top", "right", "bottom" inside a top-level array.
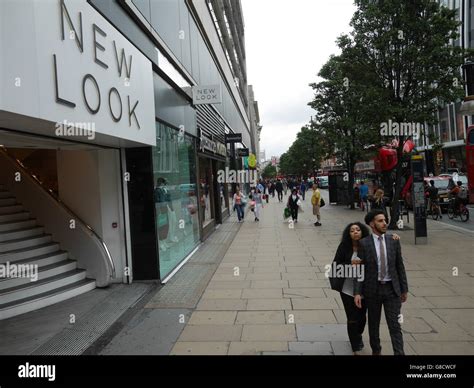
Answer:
[{"left": 169, "top": 190, "right": 474, "bottom": 355}]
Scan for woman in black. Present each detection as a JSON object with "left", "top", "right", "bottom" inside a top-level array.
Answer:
[
  {"left": 287, "top": 188, "right": 300, "bottom": 223},
  {"left": 329, "top": 222, "right": 400, "bottom": 355}
]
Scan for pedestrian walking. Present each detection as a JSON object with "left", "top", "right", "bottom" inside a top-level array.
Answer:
[
  {"left": 354, "top": 210, "right": 409, "bottom": 355},
  {"left": 275, "top": 179, "right": 284, "bottom": 202},
  {"left": 282, "top": 178, "right": 288, "bottom": 195},
  {"left": 253, "top": 187, "right": 263, "bottom": 221},
  {"left": 287, "top": 188, "right": 301, "bottom": 223},
  {"left": 359, "top": 181, "right": 369, "bottom": 211},
  {"left": 300, "top": 180, "right": 307, "bottom": 200},
  {"left": 233, "top": 187, "right": 246, "bottom": 222},
  {"left": 311, "top": 183, "right": 322, "bottom": 226}
]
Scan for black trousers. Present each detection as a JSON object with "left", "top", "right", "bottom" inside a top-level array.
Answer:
[
  {"left": 340, "top": 292, "right": 367, "bottom": 351},
  {"left": 277, "top": 191, "right": 283, "bottom": 201},
  {"left": 366, "top": 282, "right": 404, "bottom": 355},
  {"left": 290, "top": 207, "right": 298, "bottom": 221}
]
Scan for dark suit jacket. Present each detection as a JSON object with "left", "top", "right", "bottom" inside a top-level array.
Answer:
[{"left": 354, "top": 234, "right": 408, "bottom": 298}]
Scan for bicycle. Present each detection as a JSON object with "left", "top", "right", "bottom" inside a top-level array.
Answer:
[
  {"left": 447, "top": 198, "right": 469, "bottom": 222},
  {"left": 428, "top": 200, "right": 441, "bottom": 221}
]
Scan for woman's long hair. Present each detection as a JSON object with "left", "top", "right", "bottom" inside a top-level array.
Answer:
[{"left": 340, "top": 222, "right": 370, "bottom": 251}]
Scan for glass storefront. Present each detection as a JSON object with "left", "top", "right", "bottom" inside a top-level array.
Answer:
[
  {"left": 198, "top": 157, "right": 215, "bottom": 228},
  {"left": 152, "top": 122, "right": 200, "bottom": 279},
  {"left": 217, "top": 161, "right": 229, "bottom": 215}
]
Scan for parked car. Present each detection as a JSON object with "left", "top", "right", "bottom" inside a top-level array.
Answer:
[{"left": 317, "top": 176, "right": 329, "bottom": 189}]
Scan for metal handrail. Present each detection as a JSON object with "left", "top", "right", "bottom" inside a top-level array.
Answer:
[{"left": 0, "top": 147, "right": 116, "bottom": 279}]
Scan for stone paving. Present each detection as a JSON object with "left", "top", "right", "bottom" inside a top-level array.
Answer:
[{"left": 170, "top": 189, "right": 474, "bottom": 355}]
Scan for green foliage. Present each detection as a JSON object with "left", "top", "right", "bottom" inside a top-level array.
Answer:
[
  {"left": 262, "top": 164, "right": 277, "bottom": 179},
  {"left": 277, "top": 125, "right": 326, "bottom": 176}
]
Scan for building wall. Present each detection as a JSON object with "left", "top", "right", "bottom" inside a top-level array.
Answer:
[{"left": 91, "top": 0, "right": 251, "bottom": 146}]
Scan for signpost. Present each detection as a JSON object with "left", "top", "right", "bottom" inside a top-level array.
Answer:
[
  {"left": 225, "top": 133, "right": 242, "bottom": 194},
  {"left": 411, "top": 155, "right": 427, "bottom": 244}
]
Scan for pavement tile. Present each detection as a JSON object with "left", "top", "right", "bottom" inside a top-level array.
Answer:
[
  {"left": 178, "top": 325, "right": 243, "bottom": 342},
  {"left": 251, "top": 280, "right": 289, "bottom": 289},
  {"left": 291, "top": 297, "right": 340, "bottom": 310},
  {"left": 409, "top": 286, "right": 457, "bottom": 297},
  {"left": 409, "top": 341, "right": 474, "bottom": 355},
  {"left": 228, "top": 341, "right": 288, "bottom": 355},
  {"left": 283, "top": 288, "right": 326, "bottom": 298},
  {"left": 296, "top": 324, "right": 348, "bottom": 341},
  {"left": 288, "top": 341, "right": 334, "bottom": 355},
  {"left": 196, "top": 299, "right": 247, "bottom": 311},
  {"left": 170, "top": 342, "right": 229, "bottom": 355},
  {"left": 200, "top": 289, "right": 243, "bottom": 299},
  {"left": 188, "top": 311, "right": 237, "bottom": 325},
  {"left": 235, "top": 311, "right": 286, "bottom": 325},
  {"left": 288, "top": 279, "right": 330, "bottom": 288},
  {"left": 241, "top": 289, "right": 283, "bottom": 299},
  {"left": 241, "top": 324, "right": 297, "bottom": 341},
  {"left": 425, "top": 296, "right": 474, "bottom": 309},
  {"left": 246, "top": 299, "right": 292, "bottom": 310},
  {"left": 207, "top": 281, "right": 252, "bottom": 289},
  {"left": 285, "top": 310, "right": 337, "bottom": 324}
]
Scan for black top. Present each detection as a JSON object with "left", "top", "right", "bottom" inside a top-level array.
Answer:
[{"left": 328, "top": 242, "right": 355, "bottom": 292}]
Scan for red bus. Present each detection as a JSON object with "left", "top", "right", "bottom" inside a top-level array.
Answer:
[{"left": 467, "top": 126, "right": 474, "bottom": 204}]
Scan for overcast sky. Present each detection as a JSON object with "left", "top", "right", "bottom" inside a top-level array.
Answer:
[{"left": 241, "top": 0, "right": 357, "bottom": 160}]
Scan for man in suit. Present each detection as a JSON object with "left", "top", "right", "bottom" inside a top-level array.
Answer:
[{"left": 354, "top": 210, "right": 408, "bottom": 355}]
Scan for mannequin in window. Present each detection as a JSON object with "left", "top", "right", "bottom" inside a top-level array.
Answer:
[{"left": 154, "top": 177, "right": 170, "bottom": 250}]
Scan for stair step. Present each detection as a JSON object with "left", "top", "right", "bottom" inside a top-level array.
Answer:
[
  {"left": 6, "top": 250, "right": 68, "bottom": 268},
  {"left": 0, "top": 205, "right": 23, "bottom": 215},
  {"left": 0, "top": 198, "right": 16, "bottom": 207},
  {"left": 0, "top": 235, "right": 52, "bottom": 253},
  {"left": 0, "top": 219, "right": 37, "bottom": 233},
  {"left": 0, "top": 259, "right": 77, "bottom": 290},
  {"left": 0, "top": 191, "right": 13, "bottom": 199},
  {"left": 0, "top": 269, "right": 87, "bottom": 305},
  {"left": 0, "top": 278, "right": 96, "bottom": 320},
  {"left": 0, "top": 211, "right": 30, "bottom": 223},
  {"left": 0, "top": 242, "right": 60, "bottom": 264},
  {"left": 0, "top": 226, "right": 44, "bottom": 242}
]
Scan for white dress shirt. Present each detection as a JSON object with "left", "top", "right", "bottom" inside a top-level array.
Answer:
[{"left": 372, "top": 234, "right": 391, "bottom": 282}]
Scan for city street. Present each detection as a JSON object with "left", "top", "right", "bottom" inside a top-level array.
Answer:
[{"left": 98, "top": 190, "right": 474, "bottom": 355}]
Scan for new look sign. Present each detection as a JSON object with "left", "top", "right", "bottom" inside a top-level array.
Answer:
[{"left": 0, "top": 0, "right": 155, "bottom": 146}]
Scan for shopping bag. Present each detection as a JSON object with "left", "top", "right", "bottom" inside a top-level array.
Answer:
[
  {"left": 284, "top": 207, "right": 291, "bottom": 219},
  {"left": 320, "top": 198, "right": 325, "bottom": 207}
]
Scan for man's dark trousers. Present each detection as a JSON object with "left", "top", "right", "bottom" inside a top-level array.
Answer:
[{"left": 366, "top": 282, "right": 404, "bottom": 355}]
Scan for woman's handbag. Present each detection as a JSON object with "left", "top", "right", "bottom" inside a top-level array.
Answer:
[{"left": 320, "top": 198, "right": 326, "bottom": 207}]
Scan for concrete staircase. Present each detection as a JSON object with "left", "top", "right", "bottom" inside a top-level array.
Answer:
[{"left": 0, "top": 184, "right": 96, "bottom": 320}]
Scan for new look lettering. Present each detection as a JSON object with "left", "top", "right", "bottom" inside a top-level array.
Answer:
[{"left": 54, "top": 0, "right": 140, "bottom": 129}]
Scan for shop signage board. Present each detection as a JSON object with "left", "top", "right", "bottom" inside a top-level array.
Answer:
[
  {"left": 225, "top": 133, "right": 242, "bottom": 143},
  {"left": 0, "top": 0, "right": 155, "bottom": 146},
  {"left": 237, "top": 148, "right": 249, "bottom": 157},
  {"left": 199, "top": 132, "right": 227, "bottom": 157},
  {"left": 192, "top": 84, "right": 222, "bottom": 105}
]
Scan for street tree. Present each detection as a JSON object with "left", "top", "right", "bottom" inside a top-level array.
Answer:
[{"left": 347, "top": 0, "right": 468, "bottom": 228}]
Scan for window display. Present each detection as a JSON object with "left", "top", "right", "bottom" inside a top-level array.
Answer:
[{"left": 152, "top": 122, "right": 200, "bottom": 279}]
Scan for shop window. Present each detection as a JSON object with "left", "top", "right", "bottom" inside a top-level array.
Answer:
[{"left": 152, "top": 122, "right": 200, "bottom": 279}]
